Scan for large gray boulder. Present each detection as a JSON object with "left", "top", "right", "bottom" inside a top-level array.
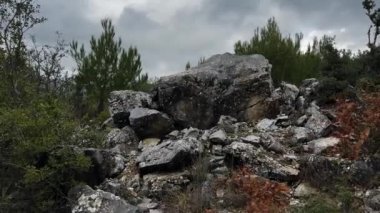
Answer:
[
  {"left": 69, "top": 185, "right": 138, "bottom": 213},
  {"left": 136, "top": 138, "right": 203, "bottom": 174},
  {"left": 153, "top": 53, "right": 273, "bottom": 129},
  {"left": 109, "top": 90, "right": 153, "bottom": 128},
  {"left": 129, "top": 108, "right": 174, "bottom": 138}
]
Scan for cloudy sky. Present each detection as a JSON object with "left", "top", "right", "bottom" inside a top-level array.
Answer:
[{"left": 31, "top": 0, "right": 370, "bottom": 77}]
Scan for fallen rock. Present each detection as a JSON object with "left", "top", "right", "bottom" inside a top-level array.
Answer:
[
  {"left": 365, "top": 189, "right": 380, "bottom": 212},
  {"left": 137, "top": 138, "right": 203, "bottom": 174},
  {"left": 129, "top": 108, "right": 174, "bottom": 138},
  {"left": 271, "top": 82, "right": 300, "bottom": 115},
  {"left": 305, "top": 105, "right": 332, "bottom": 137},
  {"left": 292, "top": 127, "right": 314, "bottom": 144},
  {"left": 97, "top": 179, "right": 141, "bottom": 205},
  {"left": 109, "top": 90, "right": 153, "bottom": 128},
  {"left": 217, "top": 115, "right": 238, "bottom": 133},
  {"left": 141, "top": 171, "right": 191, "bottom": 199},
  {"left": 293, "top": 183, "right": 318, "bottom": 198},
  {"left": 256, "top": 118, "right": 278, "bottom": 131},
  {"left": 241, "top": 135, "right": 261, "bottom": 145},
  {"left": 69, "top": 185, "right": 138, "bottom": 213},
  {"left": 295, "top": 115, "right": 308, "bottom": 126},
  {"left": 299, "top": 78, "right": 320, "bottom": 104},
  {"left": 223, "top": 142, "right": 258, "bottom": 164},
  {"left": 138, "top": 138, "right": 161, "bottom": 151},
  {"left": 153, "top": 53, "right": 273, "bottom": 129},
  {"left": 209, "top": 129, "right": 228, "bottom": 145},
  {"left": 182, "top": 127, "right": 202, "bottom": 139},
  {"left": 105, "top": 126, "right": 139, "bottom": 155},
  {"left": 305, "top": 137, "right": 340, "bottom": 154}
]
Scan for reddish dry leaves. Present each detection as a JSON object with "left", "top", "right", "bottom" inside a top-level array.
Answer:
[
  {"left": 328, "top": 92, "right": 380, "bottom": 160},
  {"left": 232, "top": 167, "right": 290, "bottom": 213}
]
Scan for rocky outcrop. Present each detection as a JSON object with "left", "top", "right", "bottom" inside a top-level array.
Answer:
[
  {"left": 70, "top": 53, "right": 378, "bottom": 212},
  {"left": 153, "top": 53, "right": 273, "bottom": 129}
]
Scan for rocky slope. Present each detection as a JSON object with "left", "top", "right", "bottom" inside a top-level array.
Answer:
[{"left": 68, "top": 53, "right": 379, "bottom": 213}]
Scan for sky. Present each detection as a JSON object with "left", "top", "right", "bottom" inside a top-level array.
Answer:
[{"left": 31, "top": 0, "right": 371, "bottom": 77}]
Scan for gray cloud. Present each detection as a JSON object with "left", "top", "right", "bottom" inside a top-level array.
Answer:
[{"left": 30, "top": 0, "right": 372, "bottom": 77}]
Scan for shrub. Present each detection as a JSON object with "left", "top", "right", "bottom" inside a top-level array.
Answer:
[
  {"left": 0, "top": 98, "right": 91, "bottom": 212},
  {"left": 232, "top": 167, "right": 290, "bottom": 213}
]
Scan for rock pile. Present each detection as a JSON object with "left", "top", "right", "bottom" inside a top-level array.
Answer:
[{"left": 68, "top": 53, "right": 379, "bottom": 213}]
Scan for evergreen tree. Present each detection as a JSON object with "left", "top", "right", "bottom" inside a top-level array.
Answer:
[
  {"left": 71, "top": 19, "right": 148, "bottom": 115},
  {"left": 185, "top": 61, "right": 191, "bottom": 70},
  {"left": 234, "top": 17, "right": 321, "bottom": 85}
]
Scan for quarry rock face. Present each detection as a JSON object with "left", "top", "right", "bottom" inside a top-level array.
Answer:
[{"left": 152, "top": 53, "right": 273, "bottom": 129}]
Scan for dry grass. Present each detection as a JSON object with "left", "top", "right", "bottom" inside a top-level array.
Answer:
[
  {"left": 327, "top": 92, "right": 380, "bottom": 159},
  {"left": 231, "top": 167, "right": 291, "bottom": 213}
]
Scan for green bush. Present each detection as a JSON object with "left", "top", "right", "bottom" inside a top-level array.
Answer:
[
  {"left": 0, "top": 98, "right": 91, "bottom": 212},
  {"left": 292, "top": 196, "right": 340, "bottom": 213}
]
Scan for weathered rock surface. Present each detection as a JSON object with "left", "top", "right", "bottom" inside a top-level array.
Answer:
[
  {"left": 153, "top": 53, "right": 273, "bottom": 129},
  {"left": 129, "top": 108, "right": 174, "bottom": 138},
  {"left": 241, "top": 135, "right": 261, "bottom": 145},
  {"left": 137, "top": 138, "right": 203, "bottom": 174},
  {"left": 256, "top": 118, "right": 278, "bottom": 131},
  {"left": 365, "top": 189, "right": 380, "bottom": 211},
  {"left": 305, "top": 137, "right": 340, "bottom": 154},
  {"left": 209, "top": 129, "right": 228, "bottom": 145},
  {"left": 138, "top": 138, "right": 161, "bottom": 151},
  {"left": 293, "top": 183, "right": 317, "bottom": 198},
  {"left": 291, "top": 127, "right": 314, "bottom": 144},
  {"left": 109, "top": 90, "right": 153, "bottom": 128},
  {"left": 69, "top": 185, "right": 138, "bottom": 213},
  {"left": 105, "top": 126, "right": 139, "bottom": 155},
  {"left": 141, "top": 171, "right": 191, "bottom": 199},
  {"left": 82, "top": 148, "right": 126, "bottom": 185},
  {"left": 217, "top": 115, "right": 238, "bottom": 133},
  {"left": 305, "top": 104, "right": 332, "bottom": 137},
  {"left": 271, "top": 82, "right": 300, "bottom": 115}
]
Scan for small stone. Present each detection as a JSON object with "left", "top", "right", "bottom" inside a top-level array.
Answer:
[
  {"left": 292, "top": 127, "right": 313, "bottom": 144},
  {"left": 212, "top": 145, "right": 224, "bottom": 156},
  {"left": 209, "top": 129, "right": 228, "bottom": 145},
  {"left": 241, "top": 135, "right": 260, "bottom": 145},
  {"left": 306, "top": 137, "right": 340, "bottom": 154},
  {"left": 217, "top": 115, "right": 238, "bottom": 133},
  {"left": 139, "top": 138, "right": 161, "bottom": 151},
  {"left": 294, "top": 183, "right": 317, "bottom": 198},
  {"left": 296, "top": 115, "right": 308, "bottom": 126},
  {"left": 256, "top": 118, "right": 278, "bottom": 131}
]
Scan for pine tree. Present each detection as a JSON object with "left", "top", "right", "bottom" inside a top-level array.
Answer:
[
  {"left": 234, "top": 17, "right": 321, "bottom": 85},
  {"left": 71, "top": 19, "right": 148, "bottom": 114},
  {"left": 185, "top": 61, "right": 191, "bottom": 70}
]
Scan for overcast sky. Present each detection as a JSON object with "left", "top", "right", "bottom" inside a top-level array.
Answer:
[{"left": 31, "top": 0, "right": 371, "bottom": 77}]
